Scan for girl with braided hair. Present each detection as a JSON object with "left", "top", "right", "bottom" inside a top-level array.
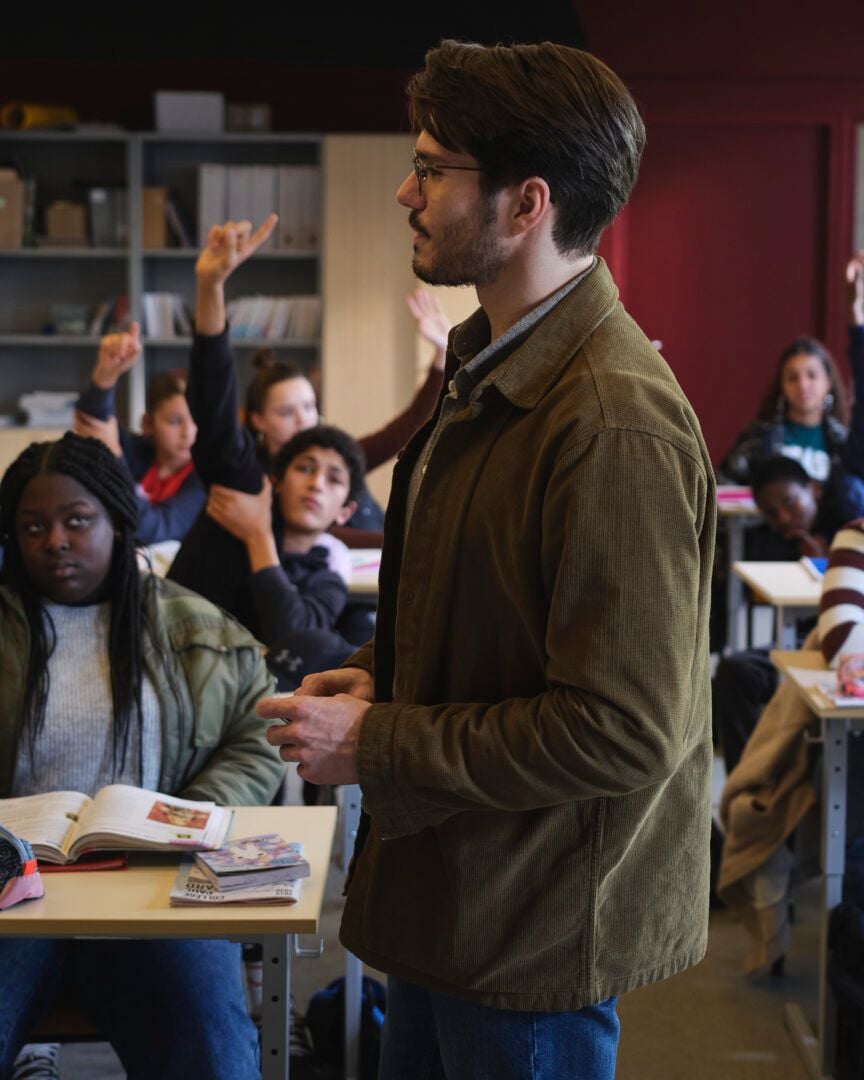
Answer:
[{"left": 0, "top": 431, "right": 282, "bottom": 1080}]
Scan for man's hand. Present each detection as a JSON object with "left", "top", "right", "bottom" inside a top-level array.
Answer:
[
  {"left": 295, "top": 666, "right": 375, "bottom": 702},
  {"left": 259, "top": 692, "right": 371, "bottom": 785},
  {"left": 847, "top": 251, "right": 864, "bottom": 327},
  {"left": 206, "top": 479, "right": 273, "bottom": 543},
  {"left": 73, "top": 411, "right": 123, "bottom": 457},
  {"left": 93, "top": 322, "right": 142, "bottom": 389},
  {"left": 195, "top": 215, "right": 279, "bottom": 287}
]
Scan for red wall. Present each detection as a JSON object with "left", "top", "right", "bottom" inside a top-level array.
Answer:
[{"left": 584, "top": 1, "right": 864, "bottom": 462}]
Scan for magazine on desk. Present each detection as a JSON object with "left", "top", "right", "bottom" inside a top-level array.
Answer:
[
  {"left": 170, "top": 860, "right": 301, "bottom": 906},
  {"left": 0, "top": 784, "right": 233, "bottom": 865}
]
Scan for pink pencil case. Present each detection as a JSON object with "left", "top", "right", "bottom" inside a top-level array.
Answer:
[{"left": 0, "top": 824, "right": 44, "bottom": 910}]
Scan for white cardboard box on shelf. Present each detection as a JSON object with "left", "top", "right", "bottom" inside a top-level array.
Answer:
[{"left": 155, "top": 92, "right": 225, "bottom": 133}]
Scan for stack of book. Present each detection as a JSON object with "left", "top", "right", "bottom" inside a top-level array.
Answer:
[{"left": 170, "top": 833, "right": 309, "bottom": 906}]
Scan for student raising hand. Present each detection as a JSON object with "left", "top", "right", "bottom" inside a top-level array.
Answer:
[
  {"left": 195, "top": 215, "right": 278, "bottom": 336},
  {"left": 93, "top": 322, "right": 142, "bottom": 389}
]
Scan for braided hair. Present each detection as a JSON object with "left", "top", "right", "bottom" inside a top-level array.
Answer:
[{"left": 0, "top": 432, "right": 145, "bottom": 771}]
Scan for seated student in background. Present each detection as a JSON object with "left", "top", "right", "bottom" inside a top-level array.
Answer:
[
  {"left": 74, "top": 322, "right": 205, "bottom": 544},
  {"left": 204, "top": 424, "right": 367, "bottom": 688},
  {"left": 717, "top": 335, "right": 849, "bottom": 486},
  {"left": 0, "top": 431, "right": 282, "bottom": 1080}
]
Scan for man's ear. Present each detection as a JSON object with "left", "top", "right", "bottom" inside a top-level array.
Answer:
[
  {"left": 333, "top": 500, "right": 357, "bottom": 527},
  {"left": 507, "top": 177, "right": 553, "bottom": 237},
  {"left": 140, "top": 412, "right": 153, "bottom": 435},
  {"left": 249, "top": 410, "right": 265, "bottom": 435}
]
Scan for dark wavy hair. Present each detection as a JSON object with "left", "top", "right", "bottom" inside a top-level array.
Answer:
[
  {"left": 272, "top": 424, "right": 366, "bottom": 506},
  {"left": 244, "top": 349, "right": 314, "bottom": 442},
  {"left": 0, "top": 432, "right": 154, "bottom": 774},
  {"left": 407, "top": 39, "right": 646, "bottom": 256},
  {"left": 756, "top": 336, "right": 850, "bottom": 427}
]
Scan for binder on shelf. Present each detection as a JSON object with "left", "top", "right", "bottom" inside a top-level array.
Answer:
[
  {"left": 142, "top": 187, "right": 168, "bottom": 249},
  {"left": 0, "top": 169, "right": 23, "bottom": 249},
  {"left": 197, "top": 164, "right": 227, "bottom": 246},
  {"left": 164, "top": 195, "right": 193, "bottom": 248},
  {"left": 88, "top": 188, "right": 114, "bottom": 247},
  {"left": 227, "top": 166, "right": 255, "bottom": 227},
  {"left": 252, "top": 166, "right": 278, "bottom": 251}
]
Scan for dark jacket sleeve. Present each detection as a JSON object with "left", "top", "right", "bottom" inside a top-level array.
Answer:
[
  {"left": 249, "top": 564, "right": 347, "bottom": 643},
  {"left": 134, "top": 470, "right": 207, "bottom": 545},
  {"left": 186, "top": 327, "right": 263, "bottom": 493},
  {"left": 76, "top": 381, "right": 154, "bottom": 480},
  {"left": 358, "top": 364, "right": 444, "bottom": 473}
]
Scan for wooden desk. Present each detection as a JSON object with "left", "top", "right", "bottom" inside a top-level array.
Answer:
[
  {"left": 0, "top": 805, "right": 337, "bottom": 1080},
  {"left": 717, "top": 487, "right": 761, "bottom": 652},
  {"left": 771, "top": 651, "right": 864, "bottom": 1080},
  {"left": 733, "top": 561, "right": 821, "bottom": 648}
]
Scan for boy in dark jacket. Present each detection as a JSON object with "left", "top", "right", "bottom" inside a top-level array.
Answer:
[{"left": 204, "top": 424, "right": 367, "bottom": 689}]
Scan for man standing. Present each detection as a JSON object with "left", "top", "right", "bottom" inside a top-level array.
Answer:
[{"left": 260, "top": 39, "right": 716, "bottom": 1078}]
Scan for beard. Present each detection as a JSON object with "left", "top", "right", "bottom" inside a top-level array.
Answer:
[{"left": 409, "top": 197, "right": 506, "bottom": 288}]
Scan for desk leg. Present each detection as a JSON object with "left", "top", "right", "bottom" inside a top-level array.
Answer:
[
  {"left": 342, "top": 785, "right": 363, "bottom": 1080},
  {"left": 777, "top": 607, "right": 797, "bottom": 650},
  {"left": 785, "top": 717, "right": 848, "bottom": 1080},
  {"left": 726, "top": 518, "right": 747, "bottom": 653},
  {"left": 259, "top": 933, "right": 292, "bottom": 1080}
]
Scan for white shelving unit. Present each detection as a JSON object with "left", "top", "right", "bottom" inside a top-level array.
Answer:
[{"left": 0, "top": 130, "right": 322, "bottom": 425}]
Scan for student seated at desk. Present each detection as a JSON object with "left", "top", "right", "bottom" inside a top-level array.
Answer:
[
  {"left": 0, "top": 432, "right": 282, "bottom": 1080},
  {"left": 717, "top": 524, "right": 864, "bottom": 977},
  {"left": 73, "top": 323, "right": 205, "bottom": 545},
  {"left": 203, "top": 424, "right": 368, "bottom": 689},
  {"left": 713, "top": 452, "right": 864, "bottom": 779}
]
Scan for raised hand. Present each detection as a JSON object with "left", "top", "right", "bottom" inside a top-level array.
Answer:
[
  {"left": 406, "top": 288, "right": 451, "bottom": 368},
  {"left": 93, "top": 322, "right": 142, "bottom": 389},
  {"left": 847, "top": 251, "right": 864, "bottom": 327},
  {"left": 195, "top": 214, "right": 279, "bottom": 287}
]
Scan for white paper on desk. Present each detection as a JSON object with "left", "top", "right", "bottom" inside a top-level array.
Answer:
[{"left": 786, "top": 667, "right": 864, "bottom": 707}]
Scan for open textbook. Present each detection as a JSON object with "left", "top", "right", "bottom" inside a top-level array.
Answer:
[{"left": 0, "top": 784, "right": 233, "bottom": 865}]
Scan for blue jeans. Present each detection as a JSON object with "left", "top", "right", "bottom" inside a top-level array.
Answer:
[
  {"left": 379, "top": 976, "right": 619, "bottom": 1080},
  {"left": 0, "top": 938, "right": 259, "bottom": 1080}
]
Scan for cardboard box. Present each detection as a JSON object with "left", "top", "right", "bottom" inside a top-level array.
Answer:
[
  {"left": 45, "top": 201, "right": 87, "bottom": 245},
  {"left": 0, "top": 169, "right": 23, "bottom": 249},
  {"left": 142, "top": 187, "right": 168, "bottom": 249},
  {"left": 155, "top": 91, "right": 224, "bottom": 133}
]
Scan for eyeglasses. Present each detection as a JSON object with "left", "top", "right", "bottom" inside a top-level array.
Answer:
[{"left": 412, "top": 151, "right": 483, "bottom": 194}]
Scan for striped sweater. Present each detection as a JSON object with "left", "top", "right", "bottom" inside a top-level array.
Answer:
[{"left": 819, "top": 520, "right": 864, "bottom": 665}]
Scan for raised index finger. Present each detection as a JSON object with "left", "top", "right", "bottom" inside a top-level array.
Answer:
[{"left": 247, "top": 213, "right": 279, "bottom": 254}]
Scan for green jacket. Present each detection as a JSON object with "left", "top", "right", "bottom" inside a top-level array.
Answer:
[
  {"left": 0, "top": 575, "right": 282, "bottom": 806},
  {"left": 341, "top": 259, "right": 717, "bottom": 1010}
]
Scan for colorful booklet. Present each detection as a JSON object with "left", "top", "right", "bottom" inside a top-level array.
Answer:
[
  {"left": 194, "top": 834, "right": 309, "bottom": 891},
  {"left": 0, "top": 785, "right": 232, "bottom": 865}
]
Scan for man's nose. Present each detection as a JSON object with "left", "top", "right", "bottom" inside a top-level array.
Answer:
[{"left": 396, "top": 172, "right": 424, "bottom": 209}]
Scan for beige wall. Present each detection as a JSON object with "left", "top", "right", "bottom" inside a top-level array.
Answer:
[{"left": 321, "top": 135, "right": 477, "bottom": 508}]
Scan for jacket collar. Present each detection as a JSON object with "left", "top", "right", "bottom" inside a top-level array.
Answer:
[{"left": 467, "top": 257, "right": 620, "bottom": 411}]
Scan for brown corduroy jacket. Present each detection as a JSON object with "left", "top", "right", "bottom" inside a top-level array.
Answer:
[{"left": 340, "top": 259, "right": 717, "bottom": 1010}]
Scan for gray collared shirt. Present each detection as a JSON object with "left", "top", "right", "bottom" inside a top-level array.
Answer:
[{"left": 405, "top": 261, "right": 595, "bottom": 533}]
